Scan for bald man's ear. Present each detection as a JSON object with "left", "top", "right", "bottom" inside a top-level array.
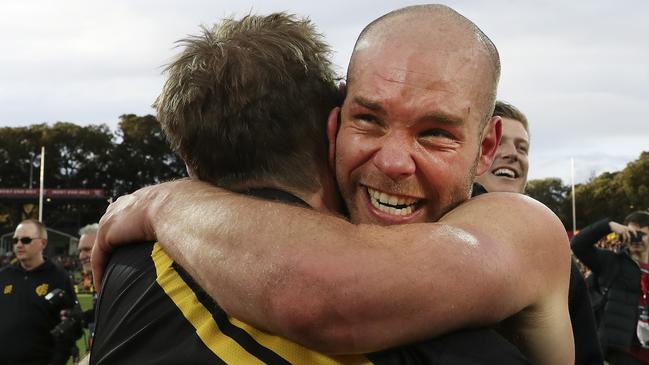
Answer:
[
  {"left": 476, "top": 116, "right": 502, "bottom": 176},
  {"left": 327, "top": 107, "right": 341, "bottom": 171}
]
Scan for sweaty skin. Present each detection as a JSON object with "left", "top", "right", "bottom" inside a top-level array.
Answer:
[{"left": 93, "top": 180, "right": 573, "bottom": 364}]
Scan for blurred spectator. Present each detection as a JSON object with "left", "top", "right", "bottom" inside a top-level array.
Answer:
[
  {"left": 77, "top": 223, "right": 98, "bottom": 348},
  {"left": 572, "top": 211, "right": 649, "bottom": 364},
  {"left": 78, "top": 224, "right": 98, "bottom": 275},
  {"left": 0, "top": 219, "right": 79, "bottom": 365}
]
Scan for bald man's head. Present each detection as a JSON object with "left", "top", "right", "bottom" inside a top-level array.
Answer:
[{"left": 347, "top": 4, "right": 500, "bottom": 123}]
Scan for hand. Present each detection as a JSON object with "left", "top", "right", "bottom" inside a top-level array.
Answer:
[
  {"left": 609, "top": 221, "right": 641, "bottom": 243},
  {"left": 91, "top": 180, "right": 182, "bottom": 290}
]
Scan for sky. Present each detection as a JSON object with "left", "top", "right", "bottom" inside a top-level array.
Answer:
[{"left": 0, "top": 0, "right": 647, "bottom": 184}]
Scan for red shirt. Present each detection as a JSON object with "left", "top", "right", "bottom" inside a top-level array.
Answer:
[{"left": 629, "top": 262, "right": 649, "bottom": 362}]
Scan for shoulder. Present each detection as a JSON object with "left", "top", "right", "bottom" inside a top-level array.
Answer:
[{"left": 444, "top": 192, "right": 566, "bottom": 242}]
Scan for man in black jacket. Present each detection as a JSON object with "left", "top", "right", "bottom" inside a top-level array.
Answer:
[
  {"left": 476, "top": 100, "right": 604, "bottom": 365},
  {"left": 572, "top": 211, "right": 649, "bottom": 364},
  {"left": 0, "top": 219, "right": 78, "bottom": 365}
]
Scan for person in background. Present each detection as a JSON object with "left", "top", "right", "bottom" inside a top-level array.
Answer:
[
  {"left": 475, "top": 100, "right": 604, "bottom": 365},
  {"left": 78, "top": 223, "right": 98, "bottom": 349},
  {"left": 572, "top": 211, "right": 649, "bottom": 364},
  {"left": 0, "top": 219, "right": 79, "bottom": 365}
]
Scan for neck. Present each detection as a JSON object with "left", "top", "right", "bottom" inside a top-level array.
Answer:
[
  {"left": 227, "top": 167, "right": 341, "bottom": 215},
  {"left": 20, "top": 256, "right": 45, "bottom": 271}
]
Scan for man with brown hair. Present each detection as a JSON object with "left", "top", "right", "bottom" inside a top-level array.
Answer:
[
  {"left": 475, "top": 101, "right": 530, "bottom": 194},
  {"left": 0, "top": 219, "right": 78, "bottom": 365},
  {"left": 90, "top": 13, "right": 364, "bottom": 364},
  {"left": 94, "top": 5, "right": 573, "bottom": 364}
]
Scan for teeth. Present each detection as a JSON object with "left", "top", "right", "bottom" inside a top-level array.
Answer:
[
  {"left": 367, "top": 187, "right": 419, "bottom": 216},
  {"left": 493, "top": 168, "right": 516, "bottom": 178}
]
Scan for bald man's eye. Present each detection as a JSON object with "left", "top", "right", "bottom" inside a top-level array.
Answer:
[
  {"left": 355, "top": 114, "right": 382, "bottom": 125},
  {"left": 420, "top": 129, "right": 454, "bottom": 140}
]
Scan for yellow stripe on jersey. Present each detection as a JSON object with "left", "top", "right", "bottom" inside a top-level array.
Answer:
[
  {"left": 152, "top": 243, "right": 373, "bottom": 365},
  {"left": 151, "top": 243, "right": 265, "bottom": 365},
  {"left": 229, "top": 317, "right": 372, "bottom": 365}
]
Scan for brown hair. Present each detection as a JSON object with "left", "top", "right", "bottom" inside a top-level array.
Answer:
[
  {"left": 493, "top": 100, "right": 529, "bottom": 133},
  {"left": 156, "top": 13, "right": 341, "bottom": 192},
  {"left": 625, "top": 211, "right": 649, "bottom": 228}
]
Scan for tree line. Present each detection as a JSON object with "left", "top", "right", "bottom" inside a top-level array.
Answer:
[
  {"left": 526, "top": 151, "right": 649, "bottom": 231},
  {"left": 1, "top": 115, "right": 647, "bottom": 235},
  {"left": 0, "top": 114, "right": 185, "bottom": 235}
]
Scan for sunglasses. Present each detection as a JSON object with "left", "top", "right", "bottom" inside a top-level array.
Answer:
[{"left": 12, "top": 237, "right": 41, "bottom": 244}]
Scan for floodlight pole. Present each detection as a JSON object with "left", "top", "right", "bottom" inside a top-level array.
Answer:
[
  {"left": 38, "top": 146, "right": 45, "bottom": 223},
  {"left": 571, "top": 158, "right": 576, "bottom": 234}
]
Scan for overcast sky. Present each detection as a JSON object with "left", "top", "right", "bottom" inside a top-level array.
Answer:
[{"left": 1, "top": 0, "right": 647, "bottom": 184}]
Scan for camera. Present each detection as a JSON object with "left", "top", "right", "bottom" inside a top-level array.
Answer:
[
  {"left": 44, "top": 288, "right": 82, "bottom": 341},
  {"left": 629, "top": 231, "right": 647, "bottom": 244}
]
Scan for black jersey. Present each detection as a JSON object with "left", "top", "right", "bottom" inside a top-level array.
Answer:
[{"left": 92, "top": 242, "right": 529, "bottom": 365}]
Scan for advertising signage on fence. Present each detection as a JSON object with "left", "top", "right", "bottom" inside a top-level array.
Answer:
[{"left": 0, "top": 188, "right": 106, "bottom": 199}]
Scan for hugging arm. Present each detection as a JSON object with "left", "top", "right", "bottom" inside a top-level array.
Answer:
[{"left": 94, "top": 179, "right": 573, "bottom": 364}]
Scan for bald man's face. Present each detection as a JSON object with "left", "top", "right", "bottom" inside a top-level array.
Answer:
[{"left": 333, "top": 19, "right": 499, "bottom": 225}]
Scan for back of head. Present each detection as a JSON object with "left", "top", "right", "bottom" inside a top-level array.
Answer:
[
  {"left": 494, "top": 100, "right": 529, "bottom": 135},
  {"left": 156, "top": 13, "right": 340, "bottom": 192},
  {"left": 348, "top": 4, "right": 501, "bottom": 122},
  {"left": 625, "top": 211, "right": 649, "bottom": 228}
]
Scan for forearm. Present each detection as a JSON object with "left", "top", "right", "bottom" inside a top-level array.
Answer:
[
  {"left": 570, "top": 218, "right": 611, "bottom": 271},
  {"left": 149, "top": 182, "right": 563, "bottom": 353}
]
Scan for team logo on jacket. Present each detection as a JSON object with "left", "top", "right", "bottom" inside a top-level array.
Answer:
[
  {"left": 3, "top": 285, "right": 12, "bottom": 294},
  {"left": 35, "top": 283, "right": 49, "bottom": 296}
]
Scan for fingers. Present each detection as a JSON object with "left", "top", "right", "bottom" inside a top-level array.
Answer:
[
  {"left": 89, "top": 186, "right": 161, "bottom": 291},
  {"left": 91, "top": 197, "right": 122, "bottom": 291},
  {"left": 91, "top": 245, "right": 107, "bottom": 292}
]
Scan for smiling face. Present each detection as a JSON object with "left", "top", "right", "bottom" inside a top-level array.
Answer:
[
  {"left": 334, "top": 14, "right": 500, "bottom": 225},
  {"left": 475, "top": 117, "right": 529, "bottom": 193}
]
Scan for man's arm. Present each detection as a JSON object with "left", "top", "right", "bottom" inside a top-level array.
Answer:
[
  {"left": 93, "top": 179, "right": 572, "bottom": 362},
  {"left": 570, "top": 218, "right": 634, "bottom": 274}
]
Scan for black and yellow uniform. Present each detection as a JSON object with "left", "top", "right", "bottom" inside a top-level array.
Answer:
[
  {"left": 0, "top": 259, "right": 78, "bottom": 365},
  {"left": 91, "top": 190, "right": 529, "bottom": 364}
]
